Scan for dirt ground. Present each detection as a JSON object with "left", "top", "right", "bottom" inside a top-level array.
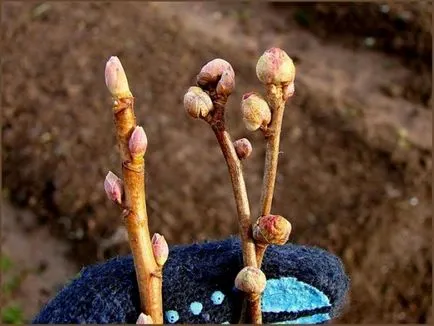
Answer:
[
  {"left": 1, "top": 1, "right": 432, "bottom": 323},
  {"left": 1, "top": 201, "right": 77, "bottom": 323}
]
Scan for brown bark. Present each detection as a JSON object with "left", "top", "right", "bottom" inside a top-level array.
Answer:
[
  {"left": 112, "top": 97, "right": 163, "bottom": 324},
  {"left": 256, "top": 85, "right": 285, "bottom": 268},
  {"left": 208, "top": 96, "right": 261, "bottom": 324}
]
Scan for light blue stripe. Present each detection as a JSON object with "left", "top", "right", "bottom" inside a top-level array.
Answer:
[
  {"left": 262, "top": 277, "right": 331, "bottom": 313},
  {"left": 274, "top": 313, "right": 330, "bottom": 324}
]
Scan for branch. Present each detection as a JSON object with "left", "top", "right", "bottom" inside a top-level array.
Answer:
[
  {"left": 254, "top": 48, "right": 296, "bottom": 267},
  {"left": 104, "top": 56, "right": 164, "bottom": 323},
  {"left": 259, "top": 86, "right": 285, "bottom": 217},
  {"left": 184, "top": 59, "right": 263, "bottom": 323},
  {"left": 212, "top": 124, "right": 257, "bottom": 268},
  {"left": 210, "top": 102, "right": 261, "bottom": 324}
]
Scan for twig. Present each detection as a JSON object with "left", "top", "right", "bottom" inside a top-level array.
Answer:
[
  {"left": 210, "top": 103, "right": 261, "bottom": 324},
  {"left": 259, "top": 86, "right": 285, "bottom": 218},
  {"left": 256, "top": 85, "right": 285, "bottom": 266},
  {"left": 104, "top": 56, "right": 163, "bottom": 323},
  {"left": 254, "top": 48, "right": 296, "bottom": 267},
  {"left": 184, "top": 59, "right": 262, "bottom": 323},
  {"left": 211, "top": 101, "right": 263, "bottom": 324},
  {"left": 211, "top": 113, "right": 257, "bottom": 268}
]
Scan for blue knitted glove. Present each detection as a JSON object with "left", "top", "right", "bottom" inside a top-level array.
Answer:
[{"left": 33, "top": 237, "right": 349, "bottom": 324}]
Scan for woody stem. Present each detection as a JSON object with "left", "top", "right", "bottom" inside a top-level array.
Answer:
[
  {"left": 209, "top": 97, "right": 261, "bottom": 324},
  {"left": 112, "top": 97, "right": 163, "bottom": 323},
  {"left": 256, "top": 85, "right": 285, "bottom": 267}
]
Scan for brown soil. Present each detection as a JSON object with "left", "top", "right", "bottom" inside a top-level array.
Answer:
[
  {"left": 1, "top": 200, "right": 77, "bottom": 323},
  {"left": 268, "top": 1, "right": 432, "bottom": 107},
  {"left": 1, "top": 1, "right": 432, "bottom": 323}
]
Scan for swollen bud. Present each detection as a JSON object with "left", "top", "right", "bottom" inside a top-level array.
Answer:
[
  {"left": 216, "top": 68, "right": 235, "bottom": 97},
  {"left": 253, "top": 214, "right": 292, "bottom": 245},
  {"left": 256, "top": 48, "right": 295, "bottom": 85},
  {"left": 234, "top": 266, "right": 267, "bottom": 294},
  {"left": 104, "top": 171, "right": 123, "bottom": 205},
  {"left": 241, "top": 92, "right": 271, "bottom": 131},
  {"left": 283, "top": 82, "right": 295, "bottom": 100},
  {"left": 183, "top": 86, "right": 214, "bottom": 119},
  {"left": 233, "top": 138, "right": 252, "bottom": 160},
  {"left": 136, "top": 313, "right": 153, "bottom": 324},
  {"left": 105, "top": 56, "right": 132, "bottom": 98},
  {"left": 129, "top": 126, "right": 148, "bottom": 157},
  {"left": 196, "top": 58, "right": 235, "bottom": 90},
  {"left": 152, "top": 233, "right": 169, "bottom": 267}
]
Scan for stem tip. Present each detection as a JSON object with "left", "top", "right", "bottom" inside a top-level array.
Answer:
[
  {"left": 105, "top": 56, "right": 132, "bottom": 98},
  {"left": 256, "top": 48, "right": 295, "bottom": 85}
]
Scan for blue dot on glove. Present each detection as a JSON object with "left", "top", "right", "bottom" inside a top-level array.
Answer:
[
  {"left": 210, "top": 291, "right": 225, "bottom": 305},
  {"left": 189, "top": 301, "right": 203, "bottom": 315},
  {"left": 165, "top": 310, "right": 179, "bottom": 323}
]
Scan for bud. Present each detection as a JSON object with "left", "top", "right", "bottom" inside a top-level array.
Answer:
[
  {"left": 253, "top": 214, "right": 292, "bottom": 245},
  {"left": 129, "top": 126, "right": 148, "bottom": 157},
  {"left": 233, "top": 138, "right": 252, "bottom": 160},
  {"left": 283, "top": 81, "right": 295, "bottom": 101},
  {"left": 196, "top": 58, "right": 235, "bottom": 88},
  {"left": 216, "top": 69, "right": 235, "bottom": 97},
  {"left": 256, "top": 48, "right": 295, "bottom": 85},
  {"left": 152, "top": 233, "right": 169, "bottom": 267},
  {"left": 183, "top": 86, "right": 214, "bottom": 119},
  {"left": 136, "top": 313, "right": 153, "bottom": 324},
  {"left": 241, "top": 92, "right": 271, "bottom": 131},
  {"left": 104, "top": 171, "right": 123, "bottom": 205},
  {"left": 234, "top": 266, "right": 266, "bottom": 294},
  {"left": 105, "top": 56, "right": 132, "bottom": 98}
]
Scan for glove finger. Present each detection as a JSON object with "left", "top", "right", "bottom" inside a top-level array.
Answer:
[{"left": 33, "top": 237, "right": 349, "bottom": 324}]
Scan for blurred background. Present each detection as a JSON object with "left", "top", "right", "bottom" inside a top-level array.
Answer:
[{"left": 1, "top": 1, "right": 432, "bottom": 323}]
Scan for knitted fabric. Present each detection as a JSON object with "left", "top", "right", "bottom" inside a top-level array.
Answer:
[{"left": 33, "top": 237, "right": 349, "bottom": 324}]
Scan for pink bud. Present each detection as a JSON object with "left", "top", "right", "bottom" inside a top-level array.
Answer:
[
  {"left": 136, "top": 313, "right": 153, "bottom": 324},
  {"left": 283, "top": 82, "right": 295, "bottom": 100},
  {"left": 234, "top": 266, "right": 267, "bottom": 294},
  {"left": 241, "top": 92, "right": 271, "bottom": 131},
  {"left": 152, "top": 233, "right": 169, "bottom": 267},
  {"left": 129, "top": 126, "right": 148, "bottom": 157},
  {"left": 104, "top": 171, "right": 123, "bottom": 204},
  {"left": 233, "top": 138, "right": 252, "bottom": 160},
  {"left": 196, "top": 58, "right": 235, "bottom": 89},
  {"left": 256, "top": 48, "right": 295, "bottom": 85},
  {"left": 253, "top": 214, "right": 292, "bottom": 245},
  {"left": 216, "top": 69, "right": 235, "bottom": 97},
  {"left": 105, "top": 56, "right": 132, "bottom": 98},
  {"left": 183, "top": 86, "right": 214, "bottom": 119}
]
